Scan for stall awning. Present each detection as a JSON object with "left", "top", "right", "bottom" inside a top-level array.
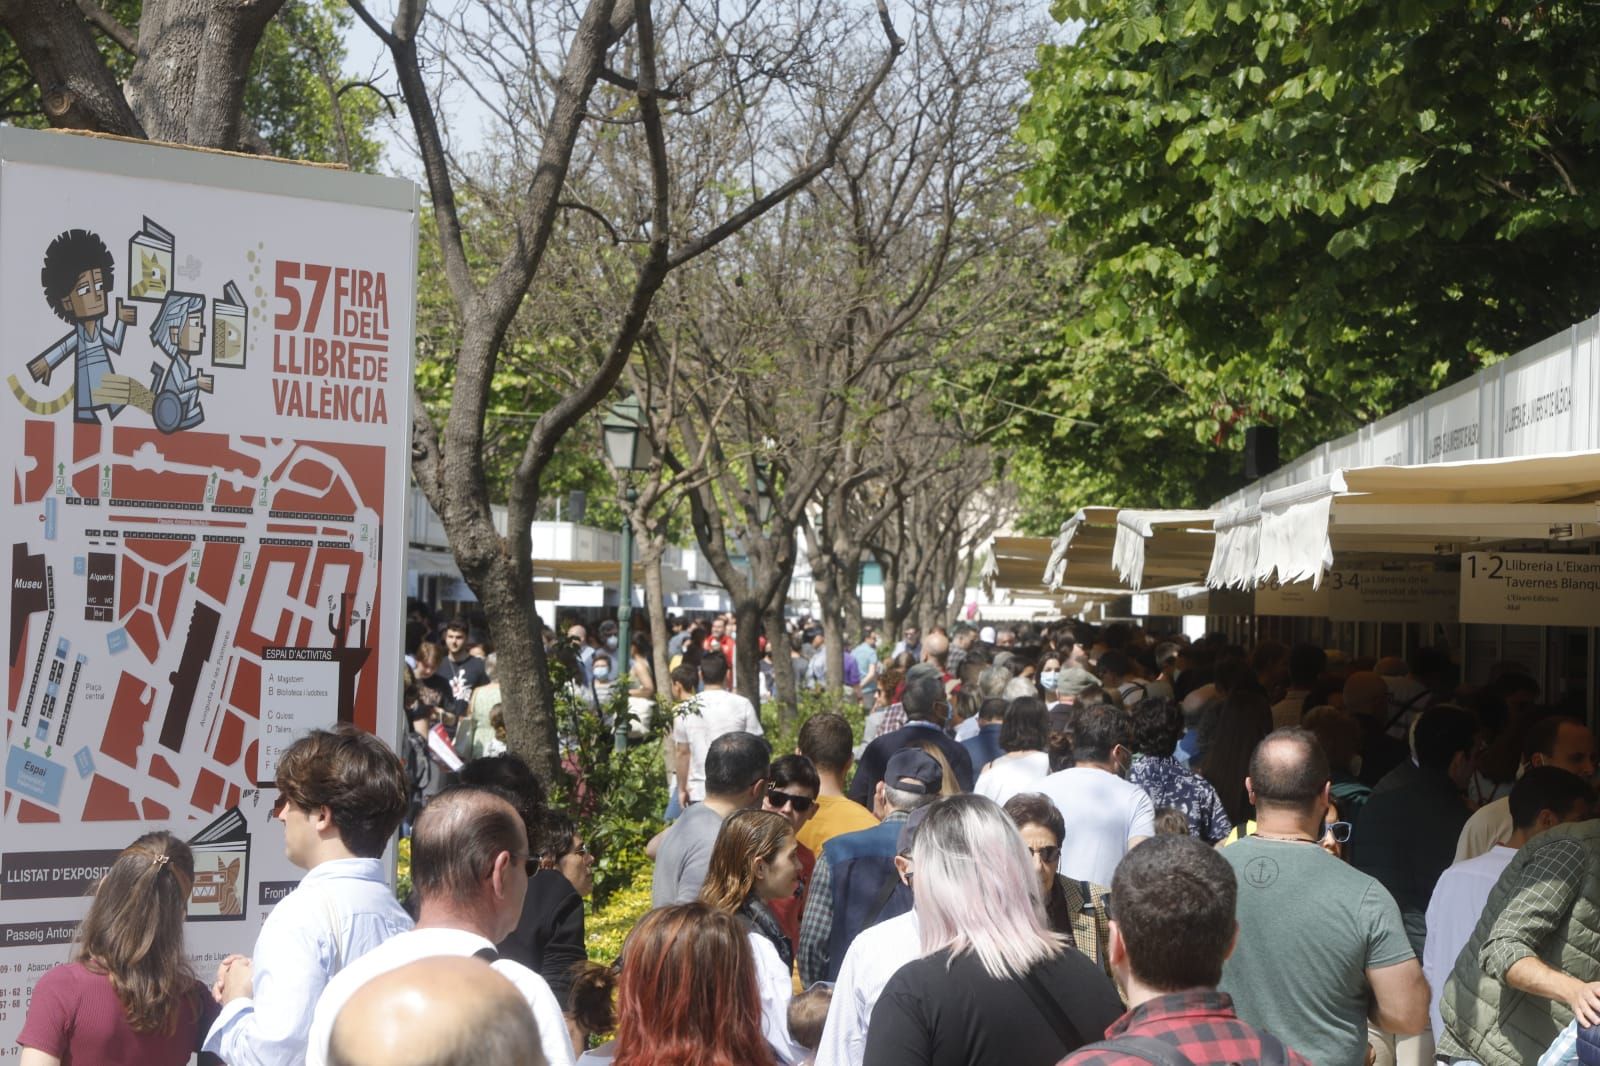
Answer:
[
  {"left": 983, "top": 535, "right": 1063, "bottom": 598},
  {"left": 1045, "top": 508, "right": 1215, "bottom": 593},
  {"left": 1112, "top": 509, "right": 1217, "bottom": 590},
  {"left": 1225, "top": 451, "right": 1600, "bottom": 588},
  {"left": 408, "top": 547, "right": 464, "bottom": 580}
]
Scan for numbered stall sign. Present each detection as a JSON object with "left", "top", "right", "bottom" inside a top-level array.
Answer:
[
  {"left": 1327, "top": 568, "right": 1459, "bottom": 623},
  {"left": 1459, "top": 552, "right": 1600, "bottom": 626}
]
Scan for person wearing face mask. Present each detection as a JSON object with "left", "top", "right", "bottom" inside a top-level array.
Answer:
[
  {"left": 591, "top": 652, "right": 616, "bottom": 705},
  {"left": 1035, "top": 703, "right": 1155, "bottom": 886},
  {"left": 1038, "top": 656, "right": 1063, "bottom": 703}
]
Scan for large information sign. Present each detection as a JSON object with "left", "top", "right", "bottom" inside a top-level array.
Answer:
[
  {"left": 1326, "top": 568, "right": 1459, "bottom": 623},
  {"left": 0, "top": 129, "right": 415, "bottom": 1052},
  {"left": 1459, "top": 551, "right": 1600, "bottom": 626}
]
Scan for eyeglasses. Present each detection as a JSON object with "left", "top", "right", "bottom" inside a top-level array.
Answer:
[
  {"left": 1027, "top": 844, "right": 1062, "bottom": 865},
  {"left": 524, "top": 857, "right": 541, "bottom": 877},
  {"left": 271, "top": 793, "right": 296, "bottom": 817},
  {"left": 1322, "top": 821, "right": 1353, "bottom": 844},
  {"left": 766, "top": 789, "right": 815, "bottom": 814}
]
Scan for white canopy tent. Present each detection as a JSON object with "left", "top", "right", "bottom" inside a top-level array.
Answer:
[{"left": 1207, "top": 451, "right": 1600, "bottom": 589}]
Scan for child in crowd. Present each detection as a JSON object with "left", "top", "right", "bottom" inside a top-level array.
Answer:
[{"left": 789, "top": 984, "right": 833, "bottom": 1066}]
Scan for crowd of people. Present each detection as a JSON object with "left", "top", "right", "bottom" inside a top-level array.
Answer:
[{"left": 14, "top": 612, "right": 1600, "bottom": 1066}]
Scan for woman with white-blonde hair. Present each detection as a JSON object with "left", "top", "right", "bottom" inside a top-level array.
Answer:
[{"left": 862, "top": 794, "right": 1123, "bottom": 1066}]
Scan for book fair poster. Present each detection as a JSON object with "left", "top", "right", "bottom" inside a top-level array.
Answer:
[{"left": 0, "top": 129, "right": 416, "bottom": 1053}]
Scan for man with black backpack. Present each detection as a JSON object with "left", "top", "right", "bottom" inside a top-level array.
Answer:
[{"left": 1062, "top": 834, "right": 1313, "bottom": 1066}]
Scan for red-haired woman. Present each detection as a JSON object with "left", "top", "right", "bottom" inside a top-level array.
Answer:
[
  {"left": 18, "top": 831, "right": 219, "bottom": 1065},
  {"left": 581, "top": 903, "right": 775, "bottom": 1066}
]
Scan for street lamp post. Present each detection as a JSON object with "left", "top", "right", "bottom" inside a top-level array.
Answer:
[
  {"left": 602, "top": 396, "right": 651, "bottom": 752},
  {"left": 753, "top": 460, "right": 775, "bottom": 526}
]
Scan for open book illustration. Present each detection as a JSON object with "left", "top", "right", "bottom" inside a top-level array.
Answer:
[
  {"left": 188, "top": 805, "right": 250, "bottom": 921},
  {"left": 127, "top": 217, "right": 175, "bottom": 303}
]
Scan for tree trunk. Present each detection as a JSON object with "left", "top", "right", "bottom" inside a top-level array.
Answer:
[
  {"left": 0, "top": 0, "right": 147, "bottom": 136},
  {"left": 126, "top": 0, "right": 289, "bottom": 148},
  {"left": 813, "top": 565, "right": 847, "bottom": 693},
  {"left": 804, "top": 521, "right": 848, "bottom": 695},
  {"left": 639, "top": 526, "right": 671, "bottom": 695},
  {"left": 733, "top": 596, "right": 764, "bottom": 711},
  {"left": 766, "top": 601, "right": 799, "bottom": 726},
  {"left": 881, "top": 557, "right": 908, "bottom": 648},
  {"left": 842, "top": 575, "right": 866, "bottom": 638},
  {"left": 471, "top": 551, "right": 561, "bottom": 781}
]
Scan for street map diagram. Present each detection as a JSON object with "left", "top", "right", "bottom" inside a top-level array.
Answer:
[{"left": 6, "top": 418, "right": 385, "bottom": 833}]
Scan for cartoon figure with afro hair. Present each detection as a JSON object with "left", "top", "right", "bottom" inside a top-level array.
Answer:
[{"left": 26, "top": 228, "right": 138, "bottom": 423}]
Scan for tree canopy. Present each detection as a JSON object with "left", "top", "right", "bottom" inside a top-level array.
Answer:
[{"left": 1011, "top": 0, "right": 1600, "bottom": 524}]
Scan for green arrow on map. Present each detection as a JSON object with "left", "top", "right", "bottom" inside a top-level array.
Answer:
[
  {"left": 238, "top": 572, "right": 247, "bottom": 586},
  {"left": 22, "top": 737, "right": 30, "bottom": 750},
  {"left": 57, "top": 462, "right": 64, "bottom": 474},
  {"left": 44, "top": 746, "right": 52, "bottom": 758}
]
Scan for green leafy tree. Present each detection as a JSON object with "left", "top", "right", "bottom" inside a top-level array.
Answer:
[
  {"left": 1013, "top": 0, "right": 1600, "bottom": 520},
  {"left": 0, "top": 0, "right": 380, "bottom": 166}
]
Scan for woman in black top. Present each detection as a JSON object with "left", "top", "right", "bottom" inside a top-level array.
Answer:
[{"left": 863, "top": 795, "right": 1124, "bottom": 1066}]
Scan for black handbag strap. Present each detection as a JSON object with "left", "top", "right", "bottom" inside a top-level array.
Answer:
[
  {"left": 1016, "top": 967, "right": 1086, "bottom": 1051},
  {"left": 864, "top": 868, "right": 904, "bottom": 926}
]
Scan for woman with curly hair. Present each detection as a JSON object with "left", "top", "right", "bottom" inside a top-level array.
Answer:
[{"left": 18, "top": 831, "right": 218, "bottom": 1065}]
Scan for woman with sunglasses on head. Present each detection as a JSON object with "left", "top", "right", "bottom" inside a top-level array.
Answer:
[
  {"left": 18, "top": 831, "right": 221, "bottom": 1066},
  {"left": 700, "top": 809, "right": 809, "bottom": 1064},
  {"left": 457, "top": 755, "right": 587, "bottom": 1046},
  {"left": 1001, "top": 793, "right": 1115, "bottom": 982},
  {"left": 760, "top": 755, "right": 820, "bottom": 950},
  {"left": 862, "top": 795, "right": 1123, "bottom": 1066},
  {"left": 539, "top": 810, "right": 596, "bottom": 898}
]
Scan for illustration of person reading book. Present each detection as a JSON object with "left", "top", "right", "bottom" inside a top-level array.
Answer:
[
  {"left": 26, "top": 228, "right": 139, "bottom": 424},
  {"left": 148, "top": 290, "right": 213, "bottom": 433}
]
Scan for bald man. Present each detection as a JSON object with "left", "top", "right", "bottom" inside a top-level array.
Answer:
[
  {"left": 1344, "top": 671, "right": 1408, "bottom": 786},
  {"left": 306, "top": 787, "right": 574, "bottom": 1066},
  {"left": 329, "top": 956, "right": 544, "bottom": 1066},
  {"left": 1219, "top": 728, "right": 1428, "bottom": 1066}
]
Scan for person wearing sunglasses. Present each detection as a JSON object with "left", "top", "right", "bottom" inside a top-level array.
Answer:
[
  {"left": 763, "top": 755, "right": 822, "bottom": 950},
  {"left": 1003, "top": 792, "right": 1114, "bottom": 981}
]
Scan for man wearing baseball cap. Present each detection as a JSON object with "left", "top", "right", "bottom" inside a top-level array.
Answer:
[{"left": 798, "top": 749, "right": 943, "bottom": 985}]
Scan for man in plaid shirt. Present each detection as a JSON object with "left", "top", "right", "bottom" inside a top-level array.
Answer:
[{"left": 1063, "top": 835, "right": 1311, "bottom": 1066}]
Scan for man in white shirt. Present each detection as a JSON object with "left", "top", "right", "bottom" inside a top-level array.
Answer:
[
  {"left": 306, "top": 787, "right": 575, "bottom": 1066},
  {"left": 1037, "top": 702, "right": 1154, "bottom": 886},
  {"left": 327, "top": 955, "right": 544, "bottom": 1066},
  {"left": 1424, "top": 766, "right": 1595, "bottom": 1040},
  {"left": 205, "top": 725, "right": 414, "bottom": 1066},
  {"left": 1455, "top": 716, "right": 1597, "bottom": 861},
  {"left": 815, "top": 806, "right": 928, "bottom": 1066},
  {"left": 674, "top": 651, "right": 763, "bottom": 806},
  {"left": 816, "top": 910, "right": 921, "bottom": 1066}
]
